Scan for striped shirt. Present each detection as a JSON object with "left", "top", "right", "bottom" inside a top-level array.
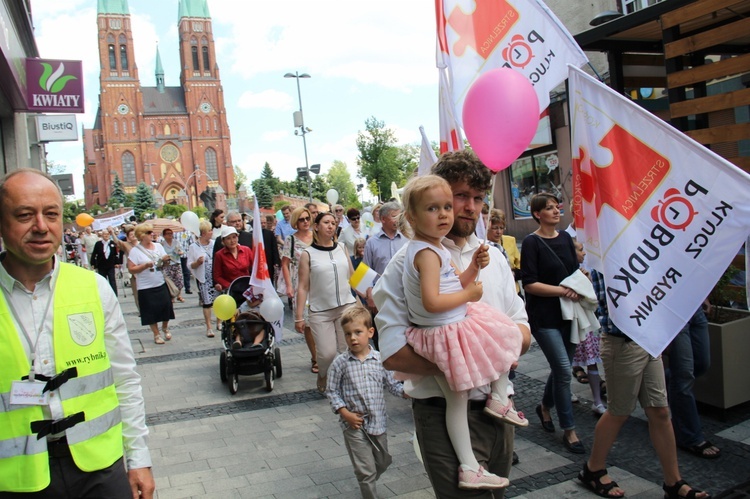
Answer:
[{"left": 326, "top": 347, "right": 404, "bottom": 435}]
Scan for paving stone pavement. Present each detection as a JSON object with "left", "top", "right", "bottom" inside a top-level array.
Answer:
[{"left": 117, "top": 282, "right": 750, "bottom": 499}]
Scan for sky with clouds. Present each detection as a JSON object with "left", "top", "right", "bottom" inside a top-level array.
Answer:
[{"left": 31, "top": 0, "right": 444, "bottom": 202}]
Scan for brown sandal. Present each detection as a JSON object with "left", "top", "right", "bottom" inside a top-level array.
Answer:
[{"left": 154, "top": 335, "right": 165, "bottom": 344}]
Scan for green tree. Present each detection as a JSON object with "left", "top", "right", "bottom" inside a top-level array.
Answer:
[
  {"left": 134, "top": 182, "right": 155, "bottom": 220},
  {"left": 234, "top": 165, "right": 248, "bottom": 191},
  {"left": 109, "top": 174, "right": 128, "bottom": 208},
  {"left": 356, "top": 116, "right": 403, "bottom": 201},
  {"left": 256, "top": 182, "right": 274, "bottom": 208},
  {"left": 159, "top": 203, "right": 188, "bottom": 219},
  {"left": 63, "top": 201, "right": 83, "bottom": 224},
  {"left": 310, "top": 175, "right": 329, "bottom": 204},
  {"left": 192, "top": 206, "right": 208, "bottom": 219},
  {"left": 325, "top": 160, "right": 357, "bottom": 207},
  {"left": 260, "top": 162, "right": 281, "bottom": 193}
]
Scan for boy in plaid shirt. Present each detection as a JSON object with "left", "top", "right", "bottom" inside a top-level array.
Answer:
[{"left": 326, "top": 305, "right": 405, "bottom": 499}]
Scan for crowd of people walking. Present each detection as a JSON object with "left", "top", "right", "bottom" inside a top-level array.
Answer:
[{"left": 47, "top": 149, "right": 724, "bottom": 499}]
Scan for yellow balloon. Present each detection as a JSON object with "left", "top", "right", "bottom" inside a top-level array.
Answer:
[
  {"left": 212, "top": 294, "right": 236, "bottom": 321},
  {"left": 75, "top": 213, "right": 94, "bottom": 227}
]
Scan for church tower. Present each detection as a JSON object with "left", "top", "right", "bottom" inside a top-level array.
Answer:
[{"left": 82, "top": 0, "right": 235, "bottom": 212}]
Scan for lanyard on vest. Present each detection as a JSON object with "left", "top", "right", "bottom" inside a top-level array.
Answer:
[{"left": 0, "top": 284, "right": 54, "bottom": 382}]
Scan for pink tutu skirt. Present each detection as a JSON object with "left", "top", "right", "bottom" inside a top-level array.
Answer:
[{"left": 405, "top": 302, "right": 523, "bottom": 392}]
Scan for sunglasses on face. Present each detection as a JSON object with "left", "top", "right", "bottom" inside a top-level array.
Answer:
[
  {"left": 146, "top": 231, "right": 153, "bottom": 235},
  {"left": 349, "top": 216, "right": 360, "bottom": 221},
  {"left": 335, "top": 209, "right": 343, "bottom": 213},
  {"left": 298, "top": 217, "right": 310, "bottom": 222}
]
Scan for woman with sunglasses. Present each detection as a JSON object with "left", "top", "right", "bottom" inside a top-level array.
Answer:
[
  {"left": 281, "top": 207, "right": 318, "bottom": 373},
  {"left": 295, "top": 211, "right": 357, "bottom": 392},
  {"left": 338, "top": 207, "right": 363, "bottom": 256},
  {"left": 127, "top": 223, "right": 175, "bottom": 344},
  {"left": 521, "top": 193, "right": 584, "bottom": 454}
]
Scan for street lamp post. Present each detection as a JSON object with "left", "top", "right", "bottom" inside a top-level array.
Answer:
[
  {"left": 284, "top": 71, "right": 313, "bottom": 202},
  {"left": 185, "top": 167, "right": 214, "bottom": 209}
]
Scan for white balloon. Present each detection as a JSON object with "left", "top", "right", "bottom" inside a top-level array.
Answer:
[
  {"left": 326, "top": 189, "right": 339, "bottom": 205},
  {"left": 259, "top": 293, "right": 284, "bottom": 322},
  {"left": 180, "top": 211, "right": 200, "bottom": 236}
]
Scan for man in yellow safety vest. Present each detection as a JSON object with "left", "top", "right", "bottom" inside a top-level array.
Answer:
[{"left": 0, "top": 169, "right": 155, "bottom": 498}]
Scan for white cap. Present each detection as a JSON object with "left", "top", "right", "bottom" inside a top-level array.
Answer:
[{"left": 221, "top": 226, "right": 238, "bottom": 239}]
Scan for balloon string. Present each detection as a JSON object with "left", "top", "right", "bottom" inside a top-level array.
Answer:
[{"left": 477, "top": 173, "right": 496, "bottom": 282}]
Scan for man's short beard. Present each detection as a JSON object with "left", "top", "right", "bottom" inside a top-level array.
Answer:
[{"left": 449, "top": 218, "right": 476, "bottom": 238}]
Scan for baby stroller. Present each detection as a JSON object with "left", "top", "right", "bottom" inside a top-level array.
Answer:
[{"left": 219, "top": 276, "right": 282, "bottom": 394}]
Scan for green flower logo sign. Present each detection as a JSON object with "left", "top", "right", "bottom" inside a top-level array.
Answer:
[{"left": 39, "top": 62, "right": 78, "bottom": 94}]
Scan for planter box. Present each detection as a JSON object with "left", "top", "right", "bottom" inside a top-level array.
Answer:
[{"left": 693, "top": 308, "right": 750, "bottom": 409}]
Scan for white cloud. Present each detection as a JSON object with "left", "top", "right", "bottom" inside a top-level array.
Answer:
[
  {"left": 208, "top": 1, "right": 436, "bottom": 90},
  {"left": 237, "top": 89, "right": 292, "bottom": 110}
]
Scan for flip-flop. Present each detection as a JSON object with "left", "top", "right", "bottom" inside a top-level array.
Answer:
[
  {"left": 206, "top": 329, "right": 215, "bottom": 338},
  {"left": 154, "top": 335, "right": 165, "bottom": 344},
  {"left": 311, "top": 359, "right": 319, "bottom": 374}
]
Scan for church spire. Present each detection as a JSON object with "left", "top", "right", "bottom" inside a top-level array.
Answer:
[
  {"left": 178, "top": 0, "right": 210, "bottom": 20},
  {"left": 97, "top": 0, "right": 129, "bottom": 15},
  {"left": 155, "top": 44, "right": 165, "bottom": 93}
]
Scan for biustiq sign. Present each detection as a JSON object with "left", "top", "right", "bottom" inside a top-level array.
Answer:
[{"left": 25, "top": 58, "right": 84, "bottom": 113}]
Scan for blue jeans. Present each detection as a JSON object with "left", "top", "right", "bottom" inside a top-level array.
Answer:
[
  {"left": 533, "top": 323, "right": 577, "bottom": 430},
  {"left": 667, "top": 308, "right": 710, "bottom": 447}
]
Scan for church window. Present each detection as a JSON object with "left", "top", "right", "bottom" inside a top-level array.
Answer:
[
  {"left": 164, "top": 123, "right": 171, "bottom": 135},
  {"left": 122, "top": 152, "right": 136, "bottom": 186},
  {"left": 180, "top": 123, "right": 185, "bottom": 135},
  {"left": 131, "top": 119, "right": 136, "bottom": 134},
  {"left": 120, "top": 45, "right": 128, "bottom": 71},
  {"left": 109, "top": 19, "right": 121, "bottom": 30},
  {"left": 107, "top": 34, "right": 115, "bottom": 43},
  {"left": 122, "top": 119, "right": 127, "bottom": 136},
  {"left": 214, "top": 118, "right": 218, "bottom": 132},
  {"left": 205, "top": 148, "right": 218, "bottom": 179},
  {"left": 114, "top": 120, "right": 118, "bottom": 135},
  {"left": 108, "top": 45, "right": 116, "bottom": 70},
  {"left": 202, "top": 46, "right": 209, "bottom": 71},
  {"left": 150, "top": 125, "right": 155, "bottom": 137},
  {"left": 192, "top": 47, "right": 199, "bottom": 71},
  {"left": 205, "top": 118, "right": 210, "bottom": 134},
  {"left": 197, "top": 118, "right": 201, "bottom": 132}
]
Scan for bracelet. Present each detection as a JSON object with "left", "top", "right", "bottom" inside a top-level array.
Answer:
[{"left": 294, "top": 319, "right": 305, "bottom": 323}]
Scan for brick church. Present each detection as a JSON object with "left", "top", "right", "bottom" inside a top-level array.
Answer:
[{"left": 83, "top": 0, "right": 235, "bottom": 211}]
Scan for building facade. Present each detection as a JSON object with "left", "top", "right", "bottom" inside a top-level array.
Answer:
[
  {"left": 83, "top": 0, "right": 234, "bottom": 211},
  {"left": 0, "top": 0, "right": 44, "bottom": 175}
]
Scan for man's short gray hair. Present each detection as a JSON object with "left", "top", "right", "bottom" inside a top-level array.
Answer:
[{"left": 379, "top": 201, "right": 401, "bottom": 219}]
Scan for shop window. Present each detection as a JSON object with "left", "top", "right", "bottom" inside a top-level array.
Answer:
[{"left": 508, "top": 150, "right": 561, "bottom": 219}]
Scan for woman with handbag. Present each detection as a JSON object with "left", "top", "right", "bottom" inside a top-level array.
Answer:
[
  {"left": 294, "top": 211, "right": 357, "bottom": 392},
  {"left": 160, "top": 228, "right": 185, "bottom": 303},
  {"left": 281, "top": 206, "right": 318, "bottom": 373},
  {"left": 521, "top": 193, "right": 584, "bottom": 454},
  {"left": 127, "top": 223, "right": 175, "bottom": 344},
  {"left": 188, "top": 220, "right": 218, "bottom": 337}
]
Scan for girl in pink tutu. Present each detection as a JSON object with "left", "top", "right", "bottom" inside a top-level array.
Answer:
[{"left": 401, "top": 175, "right": 526, "bottom": 490}]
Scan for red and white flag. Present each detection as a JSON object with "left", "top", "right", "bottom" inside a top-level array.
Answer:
[
  {"left": 248, "top": 198, "right": 285, "bottom": 340},
  {"left": 436, "top": 0, "right": 588, "bottom": 123},
  {"left": 569, "top": 65, "right": 750, "bottom": 356},
  {"left": 438, "top": 67, "right": 464, "bottom": 154},
  {"left": 419, "top": 125, "right": 439, "bottom": 176}
]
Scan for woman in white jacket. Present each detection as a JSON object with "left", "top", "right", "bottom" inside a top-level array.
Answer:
[{"left": 188, "top": 220, "right": 217, "bottom": 337}]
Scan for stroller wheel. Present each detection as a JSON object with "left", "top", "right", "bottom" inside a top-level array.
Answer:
[
  {"left": 219, "top": 352, "right": 228, "bottom": 383},
  {"left": 229, "top": 373, "right": 239, "bottom": 394},
  {"left": 274, "top": 347, "right": 282, "bottom": 379},
  {"left": 265, "top": 368, "right": 274, "bottom": 392}
]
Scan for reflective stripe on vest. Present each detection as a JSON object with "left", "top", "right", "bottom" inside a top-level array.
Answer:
[{"left": 0, "top": 263, "right": 123, "bottom": 491}]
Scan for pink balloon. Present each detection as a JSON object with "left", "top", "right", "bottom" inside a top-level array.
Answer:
[{"left": 462, "top": 68, "right": 540, "bottom": 172}]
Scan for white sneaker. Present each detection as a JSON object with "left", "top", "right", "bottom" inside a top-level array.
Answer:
[
  {"left": 458, "top": 465, "right": 509, "bottom": 490},
  {"left": 592, "top": 403, "right": 607, "bottom": 416}
]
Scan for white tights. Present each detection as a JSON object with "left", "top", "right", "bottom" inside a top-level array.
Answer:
[{"left": 435, "top": 371, "right": 511, "bottom": 470}]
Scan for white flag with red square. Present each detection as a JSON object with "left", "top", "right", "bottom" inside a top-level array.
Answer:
[{"left": 569, "top": 65, "right": 750, "bottom": 356}]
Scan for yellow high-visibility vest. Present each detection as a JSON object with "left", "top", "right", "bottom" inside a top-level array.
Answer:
[{"left": 0, "top": 263, "right": 123, "bottom": 492}]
